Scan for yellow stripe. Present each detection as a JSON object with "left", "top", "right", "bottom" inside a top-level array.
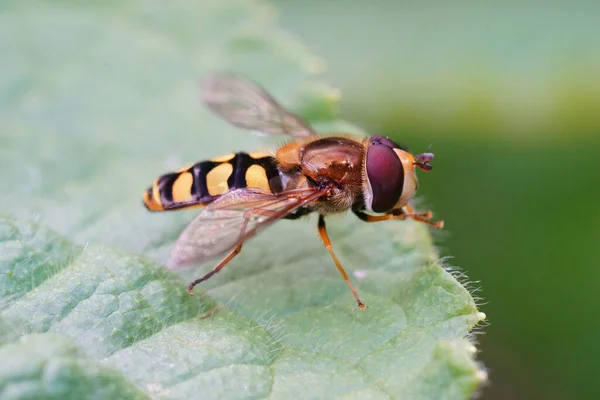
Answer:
[
  {"left": 211, "top": 153, "right": 235, "bottom": 162},
  {"left": 245, "top": 164, "right": 270, "bottom": 192},
  {"left": 249, "top": 151, "right": 271, "bottom": 159},
  {"left": 152, "top": 179, "right": 162, "bottom": 206},
  {"left": 144, "top": 188, "right": 164, "bottom": 211},
  {"left": 171, "top": 172, "right": 193, "bottom": 202},
  {"left": 183, "top": 203, "right": 206, "bottom": 210},
  {"left": 206, "top": 163, "right": 233, "bottom": 196}
]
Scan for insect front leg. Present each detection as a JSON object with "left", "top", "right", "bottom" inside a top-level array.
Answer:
[{"left": 353, "top": 205, "right": 444, "bottom": 228}]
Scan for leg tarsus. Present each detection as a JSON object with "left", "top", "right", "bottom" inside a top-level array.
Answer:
[
  {"left": 403, "top": 204, "right": 444, "bottom": 228},
  {"left": 409, "top": 214, "right": 444, "bottom": 228}
]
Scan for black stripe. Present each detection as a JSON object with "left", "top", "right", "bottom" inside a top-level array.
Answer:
[
  {"left": 192, "top": 161, "right": 219, "bottom": 200},
  {"left": 157, "top": 172, "right": 179, "bottom": 204},
  {"left": 255, "top": 156, "right": 283, "bottom": 193},
  {"left": 227, "top": 153, "right": 252, "bottom": 190}
]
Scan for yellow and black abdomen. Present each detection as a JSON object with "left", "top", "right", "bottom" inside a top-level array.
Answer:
[{"left": 144, "top": 152, "right": 281, "bottom": 211}]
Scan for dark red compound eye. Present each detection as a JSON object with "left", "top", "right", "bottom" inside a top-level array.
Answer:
[{"left": 366, "top": 138, "right": 405, "bottom": 213}]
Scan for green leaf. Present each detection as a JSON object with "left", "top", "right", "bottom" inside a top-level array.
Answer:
[
  {"left": 0, "top": 1, "right": 485, "bottom": 399},
  {"left": 0, "top": 333, "right": 147, "bottom": 400}
]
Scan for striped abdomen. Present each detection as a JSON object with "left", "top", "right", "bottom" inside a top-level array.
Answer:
[{"left": 144, "top": 152, "right": 281, "bottom": 211}]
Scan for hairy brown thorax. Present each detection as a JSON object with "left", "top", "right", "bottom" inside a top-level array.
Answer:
[{"left": 272, "top": 136, "right": 367, "bottom": 214}]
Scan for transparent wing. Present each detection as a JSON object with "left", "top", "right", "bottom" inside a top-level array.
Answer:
[
  {"left": 201, "top": 73, "right": 316, "bottom": 138},
  {"left": 167, "top": 187, "right": 323, "bottom": 269}
]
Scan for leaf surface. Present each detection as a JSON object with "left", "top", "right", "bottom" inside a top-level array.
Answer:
[{"left": 0, "top": 1, "right": 485, "bottom": 399}]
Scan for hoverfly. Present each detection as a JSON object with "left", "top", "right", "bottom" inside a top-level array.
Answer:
[{"left": 143, "top": 74, "right": 443, "bottom": 309}]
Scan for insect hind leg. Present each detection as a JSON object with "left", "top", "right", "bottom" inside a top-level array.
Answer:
[
  {"left": 187, "top": 244, "right": 243, "bottom": 294},
  {"left": 187, "top": 213, "right": 252, "bottom": 294}
]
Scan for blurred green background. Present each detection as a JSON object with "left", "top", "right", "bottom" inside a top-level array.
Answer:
[{"left": 276, "top": 1, "right": 600, "bottom": 399}]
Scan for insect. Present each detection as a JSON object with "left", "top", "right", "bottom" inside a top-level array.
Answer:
[{"left": 143, "top": 74, "right": 443, "bottom": 309}]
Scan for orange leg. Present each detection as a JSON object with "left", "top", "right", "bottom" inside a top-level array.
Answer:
[
  {"left": 318, "top": 215, "right": 367, "bottom": 310},
  {"left": 403, "top": 203, "right": 444, "bottom": 228},
  {"left": 187, "top": 244, "right": 243, "bottom": 294},
  {"left": 353, "top": 206, "right": 444, "bottom": 228}
]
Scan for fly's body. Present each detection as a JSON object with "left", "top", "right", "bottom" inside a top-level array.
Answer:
[{"left": 144, "top": 74, "right": 443, "bottom": 309}]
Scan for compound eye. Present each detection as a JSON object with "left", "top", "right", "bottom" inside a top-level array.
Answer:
[
  {"left": 365, "top": 143, "right": 404, "bottom": 213},
  {"left": 370, "top": 135, "right": 403, "bottom": 149}
]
